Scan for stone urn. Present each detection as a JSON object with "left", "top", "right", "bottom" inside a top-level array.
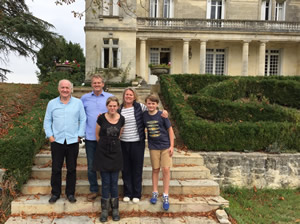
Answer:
[
  {"left": 55, "top": 64, "right": 73, "bottom": 73},
  {"left": 150, "top": 66, "right": 170, "bottom": 81}
]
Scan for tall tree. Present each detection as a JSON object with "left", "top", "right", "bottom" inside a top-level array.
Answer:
[
  {"left": 0, "top": 0, "right": 55, "bottom": 80},
  {"left": 36, "top": 36, "right": 85, "bottom": 82}
]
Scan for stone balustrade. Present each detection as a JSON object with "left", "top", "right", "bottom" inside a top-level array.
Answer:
[
  {"left": 200, "top": 152, "right": 300, "bottom": 189},
  {"left": 137, "top": 18, "right": 300, "bottom": 33}
]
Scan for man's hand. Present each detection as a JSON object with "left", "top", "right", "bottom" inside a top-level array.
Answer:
[{"left": 49, "top": 136, "right": 55, "bottom": 143}]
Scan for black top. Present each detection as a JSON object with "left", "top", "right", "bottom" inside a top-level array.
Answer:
[{"left": 93, "top": 113, "right": 125, "bottom": 172}]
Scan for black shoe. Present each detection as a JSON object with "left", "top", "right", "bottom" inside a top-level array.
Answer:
[
  {"left": 49, "top": 195, "right": 59, "bottom": 204},
  {"left": 67, "top": 195, "right": 77, "bottom": 203}
]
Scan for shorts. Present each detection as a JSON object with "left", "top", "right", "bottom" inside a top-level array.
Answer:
[{"left": 150, "top": 149, "right": 172, "bottom": 169}]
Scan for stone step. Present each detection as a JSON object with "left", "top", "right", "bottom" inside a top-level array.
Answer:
[
  {"left": 31, "top": 165, "right": 211, "bottom": 180},
  {"left": 10, "top": 195, "right": 228, "bottom": 215},
  {"left": 5, "top": 215, "right": 219, "bottom": 224},
  {"left": 21, "top": 179, "right": 220, "bottom": 196},
  {"left": 34, "top": 148, "right": 205, "bottom": 167}
]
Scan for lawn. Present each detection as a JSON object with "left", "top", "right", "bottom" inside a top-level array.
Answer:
[
  {"left": 0, "top": 83, "right": 42, "bottom": 138},
  {"left": 221, "top": 187, "right": 300, "bottom": 224}
]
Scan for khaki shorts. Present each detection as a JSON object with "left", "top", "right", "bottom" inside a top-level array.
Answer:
[{"left": 150, "top": 149, "right": 172, "bottom": 169}]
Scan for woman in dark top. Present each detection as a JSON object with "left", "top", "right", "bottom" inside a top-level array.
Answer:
[{"left": 93, "top": 96, "right": 125, "bottom": 223}]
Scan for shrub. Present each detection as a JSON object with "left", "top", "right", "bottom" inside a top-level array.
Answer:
[{"left": 160, "top": 74, "right": 300, "bottom": 152}]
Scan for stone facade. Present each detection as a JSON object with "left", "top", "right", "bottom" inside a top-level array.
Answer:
[
  {"left": 200, "top": 152, "right": 300, "bottom": 188},
  {"left": 85, "top": 0, "right": 300, "bottom": 84}
]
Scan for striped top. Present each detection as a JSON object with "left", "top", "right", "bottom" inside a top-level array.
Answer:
[{"left": 120, "top": 103, "right": 147, "bottom": 142}]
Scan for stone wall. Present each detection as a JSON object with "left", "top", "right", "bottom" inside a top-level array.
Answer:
[{"left": 200, "top": 152, "right": 300, "bottom": 188}]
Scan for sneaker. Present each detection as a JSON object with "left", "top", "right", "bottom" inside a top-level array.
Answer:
[
  {"left": 123, "top": 196, "right": 130, "bottom": 202},
  {"left": 150, "top": 192, "right": 158, "bottom": 204},
  {"left": 132, "top": 198, "right": 140, "bottom": 203},
  {"left": 162, "top": 195, "right": 170, "bottom": 211}
]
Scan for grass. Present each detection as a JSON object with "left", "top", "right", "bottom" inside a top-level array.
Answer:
[
  {"left": 221, "top": 187, "right": 300, "bottom": 224},
  {"left": 0, "top": 83, "right": 42, "bottom": 138}
]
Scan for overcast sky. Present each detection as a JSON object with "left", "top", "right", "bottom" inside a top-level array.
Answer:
[{"left": 4, "top": 0, "right": 85, "bottom": 84}]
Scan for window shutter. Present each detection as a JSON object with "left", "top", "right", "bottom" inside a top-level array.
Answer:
[
  {"left": 221, "top": 0, "right": 225, "bottom": 19},
  {"left": 103, "top": 0, "right": 110, "bottom": 16},
  {"left": 261, "top": 0, "right": 266, "bottom": 20},
  {"left": 117, "top": 48, "right": 121, "bottom": 67},
  {"left": 206, "top": 0, "right": 211, "bottom": 19},
  {"left": 170, "top": 0, "right": 174, "bottom": 18},
  {"left": 113, "top": 0, "right": 119, "bottom": 16},
  {"left": 101, "top": 48, "right": 104, "bottom": 68},
  {"left": 282, "top": 1, "right": 286, "bottom": 21}
]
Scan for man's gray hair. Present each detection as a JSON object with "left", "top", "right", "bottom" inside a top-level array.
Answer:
[{"left": 58, "top": 79, "right": 73, "bottom": 90}]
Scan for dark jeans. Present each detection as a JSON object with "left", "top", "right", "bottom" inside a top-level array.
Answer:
[
  {"left": 100, "top": 171, "right": 119, "bottom": 199},
  {"left": 121, "top": 140, "right": 145, "bottom": 199},
  {"left": 51, "top": 141, "right": 79, "bottom": 197},
  {"left": 85, "top": 140, "right": 99, "bottom": 193}
]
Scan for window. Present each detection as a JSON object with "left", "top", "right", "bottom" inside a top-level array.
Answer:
[
  {"left": 206, "top": 0, "right": 225, "bottom": 19},
  {"left": 275, "top": 1, "right": 286, "bottom": 21},
  {"left": 101, "top": 38, "right": 121, "bottom": 68},
  {"left": 261, "top": 0, "right": 286, "bottom": 21},
  {"left": 163, "top": 0, "right": 174, "bottom": 18},
  {"left": 149, "top": 48, "right": 171, "bottom": 65},
  {"left": 205, "top": 49, "right": 225, "bottom": 75},
  {"left": 150, "top": 0, "right": 159, "bottom": 18},
  {"left": 103, "top": 0, "right": 119, "bottom": 16},
  {"left": 265, "top": 50, "right": 280, "bottom": 76}
]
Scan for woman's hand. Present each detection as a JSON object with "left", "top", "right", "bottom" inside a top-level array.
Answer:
[{"left": 161, "top": 110, "right": 169, "bottom": 118}]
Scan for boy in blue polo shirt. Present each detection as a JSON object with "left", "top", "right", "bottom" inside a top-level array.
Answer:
[{"left": 143, "top": 94, "right": 174, "bottom": 211}]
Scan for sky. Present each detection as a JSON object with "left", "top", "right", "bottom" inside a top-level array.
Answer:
[{"left": 4, "top": 0, "right": 85, "bottom": 84}]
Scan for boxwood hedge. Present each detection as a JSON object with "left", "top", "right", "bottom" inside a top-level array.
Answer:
[{"left": 160, "top": 74, "right": 300, "bottom": 152}]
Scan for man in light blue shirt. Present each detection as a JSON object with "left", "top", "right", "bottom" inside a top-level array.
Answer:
[
  {"left": 81, "top": 74, "right": 113, "bottom": 201},
  {"left": 43, "top": 79, "right": 86, "bottom": 204}
]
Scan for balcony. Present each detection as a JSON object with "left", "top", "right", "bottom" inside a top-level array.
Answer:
[{"left": 137, "top": 18, "right": 300, "bottom": 33}]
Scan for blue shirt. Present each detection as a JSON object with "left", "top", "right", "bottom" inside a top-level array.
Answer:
[
  {"left": 43, "top": 96, "right": 86, "bottom": 144},
  {"left": 81, "top": 91, "right": 113, "bottom": 141},
  {"left": 143, "top": 110, "right": 171, "bottom": 150}
]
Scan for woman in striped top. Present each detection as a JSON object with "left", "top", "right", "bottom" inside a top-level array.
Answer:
[{"left": 119, "top": 87, "right": 167, "bottom": 203}]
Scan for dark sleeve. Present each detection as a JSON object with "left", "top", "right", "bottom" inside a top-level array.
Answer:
[
  {"left": 97, "top": 114, "right": 104, "bottom": 126},
  {"left": 163, "top": 117, "right": 171, "bottom": 130},
  {"left": 120, "top": 115, "right": 125, "bottom": 127}
]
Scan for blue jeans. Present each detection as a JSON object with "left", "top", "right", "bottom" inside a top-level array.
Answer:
[
  {"left": 85, "top": 140, "right": 99, "bottom": 193},
  {"left": 100, "top": 171, "right": 119, "bottom": 199}
]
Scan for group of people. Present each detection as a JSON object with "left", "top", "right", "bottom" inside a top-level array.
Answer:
[{"left": 43, "top": 75, "right": 174, "bottom": 222}]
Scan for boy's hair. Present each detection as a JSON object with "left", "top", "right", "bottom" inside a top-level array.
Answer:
[
  {"left": 145, "top": 94, "right": 159, "bottom": 104},
  {"left": 106, "top": 96, "right": 120, "bottom": 106}
]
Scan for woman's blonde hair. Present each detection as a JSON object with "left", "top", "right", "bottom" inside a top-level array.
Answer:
[
  {"left": 106, "top": 96, "right": 120, "bottom": 106},
  {"left": 122, "top": 87, "right": 138, "bottom": 103}
]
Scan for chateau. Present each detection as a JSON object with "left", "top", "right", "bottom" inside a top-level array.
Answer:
[{"left": 85, "top": 0, "right": 300, "bottom": 84}]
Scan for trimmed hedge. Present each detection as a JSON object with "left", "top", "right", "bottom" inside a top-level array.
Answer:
[
  {"left": 160, "top": 74, "right": 300, "bottom": 152},
  {"left": 0, "top": 100, "right": 47, "bottom": 191},
  {"left": 188, "top": 96, "right": 300, "bottom": 123}
]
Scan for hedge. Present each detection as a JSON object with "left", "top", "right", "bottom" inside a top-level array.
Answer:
[
  {"left": 0, "top": 100, "right": 47, "bottom": 191},
  {"left": 160, "top": 74, "right": 300, "bottom": 152}
]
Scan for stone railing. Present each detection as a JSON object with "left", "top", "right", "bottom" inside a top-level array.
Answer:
[
  {"left": 137, "top": 17, "right": 300, "bottom": 33},
  {"left": 200, "top": 152, "right": 300, "bottom": 189}
]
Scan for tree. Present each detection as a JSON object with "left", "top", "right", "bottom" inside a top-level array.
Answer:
[
  {"left": 0, "top": 0, "right": 55, "bottom": 80},
  {"left": 36, "top": 36, "right": 85, "bottom": 84}
]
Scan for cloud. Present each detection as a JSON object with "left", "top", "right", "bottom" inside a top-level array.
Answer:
[{"left": 5, "top": 0, "right": 85, "bottom": 84}]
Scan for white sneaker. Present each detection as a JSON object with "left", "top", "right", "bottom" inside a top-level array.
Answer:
[
  {"left": 132, "top": 198, "right": 140, "bottom": 203},
  {"left": 123, "top": 197, "right": 130, "bottom": 202}
]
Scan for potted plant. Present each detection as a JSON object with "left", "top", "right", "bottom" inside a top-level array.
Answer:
[{"left": 149, "top": 62, "right": 171, "bottom": 75}]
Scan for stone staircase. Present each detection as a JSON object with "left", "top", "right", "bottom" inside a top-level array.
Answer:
[{"left": 5, "top": 86, "right": 229, "bottom": 224}]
